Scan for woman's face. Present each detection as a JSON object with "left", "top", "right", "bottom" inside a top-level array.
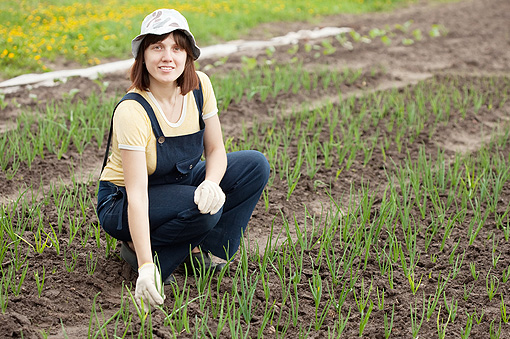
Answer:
[{"left": 144, "top": 33, "right": 187, "bottom": 87}]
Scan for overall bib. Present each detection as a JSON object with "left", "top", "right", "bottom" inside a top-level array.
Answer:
[{"left": 97, "top": 87, "right": 270, "bottom": 281}]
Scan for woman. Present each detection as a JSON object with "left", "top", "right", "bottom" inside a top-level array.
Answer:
[{"left": 97, "top": 9, "right": 269, "bottom": 308}]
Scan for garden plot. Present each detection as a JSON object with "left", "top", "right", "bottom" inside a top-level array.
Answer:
[{"left": 1, "top": 0, "right": 510, "bottom": 337}]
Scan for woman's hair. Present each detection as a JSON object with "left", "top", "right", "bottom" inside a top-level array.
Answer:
[{"left": 128, "top": 30, "right": 199, "bottom": 94}]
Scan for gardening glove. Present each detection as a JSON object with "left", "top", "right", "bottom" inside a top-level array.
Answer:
[
  {"left": 194, "top": 180, "right": 225, "bottom": 215},
  {"left": 135, "top": 263, "right": 165, "bottom": 309}
]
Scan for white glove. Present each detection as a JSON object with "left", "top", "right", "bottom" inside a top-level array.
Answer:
[
  {"left": 135, "top": 263, "right": 165, "bottom": 308},
  {"left": 194, "top": 180, "right": 225, "bottom": 215}
]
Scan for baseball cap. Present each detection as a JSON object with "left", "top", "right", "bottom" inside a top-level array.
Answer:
[{"left": 131, "top": 9, "right": 201, "bottom": 60}]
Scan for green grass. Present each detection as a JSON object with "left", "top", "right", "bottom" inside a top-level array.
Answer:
[
  {"left": 1, "top": 57, "right": 510, "bottom": 336},
  {"left": 0, "top": 0, "right": 417, "bottom": 79}
]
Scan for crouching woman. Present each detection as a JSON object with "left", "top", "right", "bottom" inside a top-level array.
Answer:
[{"left": 96, "top": 9, "right": 269, "bottom": 307}]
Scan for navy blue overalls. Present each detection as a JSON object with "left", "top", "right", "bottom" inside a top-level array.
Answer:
[{"left": 97, "top": 84, "right": 270, "bottom": 281}]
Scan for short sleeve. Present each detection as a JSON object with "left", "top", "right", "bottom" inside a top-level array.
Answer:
[
  {"left": 197, "top": 71, "right": 219, "bottom": 120},
  {"left": 113, "top": 100, "right": 151, "bottom": 151}
]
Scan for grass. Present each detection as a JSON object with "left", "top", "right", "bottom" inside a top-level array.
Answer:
[
  {"left": 1, "top": 57, "right": 510, "bottom": 336},
  {"left": 1, "top": 1, "right": 510, "bottom": 336},
  {"left": 0, "top": 0, "right": 419, "bottom": 79}
]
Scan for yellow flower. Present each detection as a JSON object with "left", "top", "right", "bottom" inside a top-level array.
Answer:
[
  {"left": 8, "top": 53, "right": 14, "bottom": 58},
  {"left": 34, "top": 55, "right": 41, "bottom": 60},
  {"left": 46, "top": 45, "right": 52, "bottom": 51}
]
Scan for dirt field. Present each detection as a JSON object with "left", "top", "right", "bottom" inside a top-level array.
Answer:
[{"left": 1, "top": 0, "right": 510, "bottom": 337}]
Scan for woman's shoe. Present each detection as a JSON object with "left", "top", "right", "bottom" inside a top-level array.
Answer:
[
  {"left": 183, "top": 251, "right": 225, "bottom": 274},
  {"left": 120, "top": 242, "right": 138, "bottom": 272},
  {"left": 164, "top": 274, "right": 176, "bottom": 285},
  {"left": 121, "top": 242, "right": 177, "bottom": 285}
]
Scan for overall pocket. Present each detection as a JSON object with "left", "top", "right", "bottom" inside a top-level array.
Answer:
[
  {"left": 97, "top": 181, "right": 126, "bottom": 232},
  {"left": 175, "top": 156, "right": 201, "bottom": 176}
]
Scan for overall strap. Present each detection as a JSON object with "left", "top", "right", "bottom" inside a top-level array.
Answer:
[
  {"left": 101, "top": 80, "right": 204, "bottom": 174},
  {"left": 101, "top": 93, "right": 157, "bottom": 173},
  {"left": 193, "top": 80, "right": 204, "bottom": 129}
]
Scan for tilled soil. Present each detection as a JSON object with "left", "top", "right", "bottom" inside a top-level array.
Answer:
[{"left": 1, "top": 0, "right": 510, "bottom": 337}]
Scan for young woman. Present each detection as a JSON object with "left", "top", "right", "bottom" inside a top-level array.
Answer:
[{"left": 97, "top": 9, "right": 269, "bottom": 307}]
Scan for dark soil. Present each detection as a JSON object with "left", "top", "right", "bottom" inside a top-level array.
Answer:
[{"left": 1, "top": 0, "right": 510, "bottom": 337}]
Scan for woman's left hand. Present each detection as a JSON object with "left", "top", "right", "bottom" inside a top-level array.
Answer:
[{"left": 194, "top": 180, "right": 225, "bottom": 215}]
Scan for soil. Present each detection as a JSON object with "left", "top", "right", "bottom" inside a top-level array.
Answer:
[{"left": 1, "top": 0, "right": 510, "bottom": 337}]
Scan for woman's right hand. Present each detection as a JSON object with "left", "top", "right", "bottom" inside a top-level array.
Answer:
[
  {"left": 194, "top": 179, "right": 225, "bottom": 215},
  {"left": 135, "top": 263, "right": 165, "bottom": 308}
]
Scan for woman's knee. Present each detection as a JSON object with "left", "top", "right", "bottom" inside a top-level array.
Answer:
[
  {"left": 176, "top": 205, "right": 222, "bottom": 233},
  {"left": 251, "top": 150, "right": 270, "bottom": 184},
  {"left": 228, "top": 150, "right": 270, "bottom": 186},
  {"left": 151, "top": 206, "right": 222, "bottom": 246}
]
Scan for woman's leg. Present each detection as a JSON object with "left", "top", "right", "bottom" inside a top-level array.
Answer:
[
  {"left": 98, "top": 180, "right": 222, "bottom": 280},
  {"left": 98, "top": 150, "right": 269, "bottom": 279},
  {"left": 147, "top": 184, "right": 222, "bottom": 279},
  {"left": 191, "top": 150, "right": 270, "bottom": 260}
]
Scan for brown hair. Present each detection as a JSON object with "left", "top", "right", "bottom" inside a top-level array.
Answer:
[{"left": 128, "top": 30, "right": 198, "bottom": 94}]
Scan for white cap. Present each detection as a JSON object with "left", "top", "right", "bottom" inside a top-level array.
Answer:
[{"left": 131, "top": 9, "right": 200, "bottom": 59}]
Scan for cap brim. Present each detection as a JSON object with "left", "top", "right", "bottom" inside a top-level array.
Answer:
[{"left": 131, "top": 30, "right": 201, "bottom": 60}]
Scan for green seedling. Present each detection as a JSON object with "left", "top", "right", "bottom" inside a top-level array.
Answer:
[
  {"left": 501, "top": 294, "right": 509, "bottom": 324},
  {"left": 463, "top": 283, "right": 475, "bottom": 301},
  {"left": 469, "top": 262, "right": 479, "bottom": 281},
  {"left": 486, "top": 271, "right": 500, "bottom": 301},
  {"left": 376, "top": 287, "right": 385, "bottom": 311},
  {"left": 353, "top": 277, "right": 373, "bottom": 316},
  {"left": 491, "top": 237, "right": 501, "bottom": 268},
  {"left": 461, "top": 311, "right": 474, "bottom": 339},
  {"left": 443, "top": 292, "right": 458, "bottom": 323},
  {"left": 436, "top": 305, "right": 451, "bottom": 339},
  {"left": 474, "top": 308, "right": 485, "bottom": 325},
  {"left": 384, "top": 304, "right": 395, "bottom": 339},
  {"left": 86, "top": 252, "right": 98, "bottom": 275},
  {"left": 410, "top": 297, "right": 425, "bottom": 338},
  {"left": 34, "top": 268, "right": 45, "bottom": 298},
  {"left": 427, "top": 272, "right": 450, "bottom": 321},
  {"left": 502, "top": 264, "right": 510, "bottom": 283},
  {"left": 359, "top": 300, "right": 373, "bottom": 337},
  {"left": 412, "top": 29, "right": 423, "bottom": 41},
  {"left": 0, "top": 93, "right": 8, "bottom": 110},
  {"left": 321, "top": 39, "right": 336, "bottom": 55},
  {"left": 489, "top": 319, "right": 502, "bottom": 339},
  {"left": 429, "top": 24, "right": 448, "bottom": 37}
]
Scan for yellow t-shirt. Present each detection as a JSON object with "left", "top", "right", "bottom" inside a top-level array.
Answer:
[{"left": 100, "top": 71, "right": 218, "bottom": 186}]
